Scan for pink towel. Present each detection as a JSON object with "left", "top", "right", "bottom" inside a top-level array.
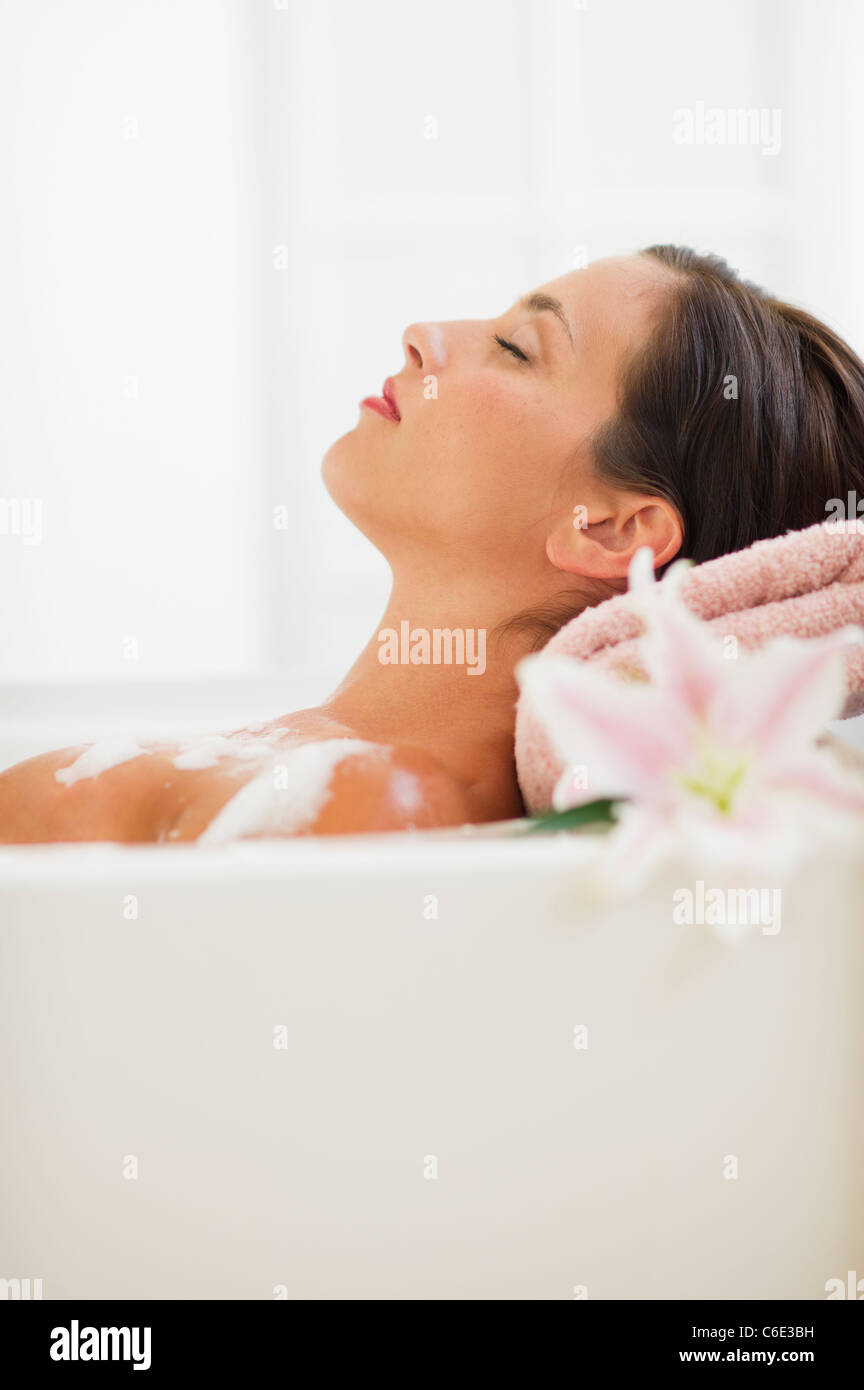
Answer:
[{"left": 515, "top": 520, "right": 864, "bottom": 815}]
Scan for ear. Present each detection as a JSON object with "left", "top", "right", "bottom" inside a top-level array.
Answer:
[{"left": 546, "top": 492, "right": 683, "bottom": 580}]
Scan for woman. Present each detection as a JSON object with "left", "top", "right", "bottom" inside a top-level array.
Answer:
[{"left": 3, "top": 245, "right": 864, "bottom": 843}]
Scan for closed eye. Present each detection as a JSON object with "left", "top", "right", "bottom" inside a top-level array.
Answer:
[{"left": 493, "top": 333, "right": 530, "bottom": 364}]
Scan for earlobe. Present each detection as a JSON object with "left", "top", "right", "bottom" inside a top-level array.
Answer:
[{"left": 546, "top": 496, "right": 683, "bottom": 580}]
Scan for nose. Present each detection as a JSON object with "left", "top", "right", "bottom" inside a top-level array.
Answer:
[{"left": 402, "top": 322, "right": 448, "bottom": 373}]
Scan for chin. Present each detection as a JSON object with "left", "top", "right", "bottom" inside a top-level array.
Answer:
[
  {"left": 321, "top": 426, "right": 362, "bottom": 505},
  {"left": 321, "top": 429, "right": 386, "bottom": 541}
]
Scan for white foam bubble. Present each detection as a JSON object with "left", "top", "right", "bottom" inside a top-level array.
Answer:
[
  {"left": 173, "top": 737, "right": 245, "bottom": 770},
  {"left": 55, "top": 738, "right": 151, "bottom": 786},
  {"left": 172, "top": 732, "right": 288, "bottom": 771},
  {"left": 197, "top": 739, "right": 383, "bottom": 844}
]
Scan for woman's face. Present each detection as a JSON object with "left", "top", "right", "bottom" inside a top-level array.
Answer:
[{"left": 323, "top": 254, "right": 674, "bottom": 593}]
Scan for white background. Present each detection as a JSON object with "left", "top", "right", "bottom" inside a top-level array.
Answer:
[{"left": 2, "top": 0, "right": 863, "bottom": 687}]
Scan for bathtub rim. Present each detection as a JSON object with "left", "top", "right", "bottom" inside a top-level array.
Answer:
[{"left": 0, "top": 823, "right": 607, "bottom": 887}]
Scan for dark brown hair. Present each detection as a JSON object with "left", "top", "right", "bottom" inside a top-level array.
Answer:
[
  {"left": 594, "top": 244, "right": 864, "bottom": 563},
  {"left": 502, "top": 245, "right": 864, "bottom": 650}
]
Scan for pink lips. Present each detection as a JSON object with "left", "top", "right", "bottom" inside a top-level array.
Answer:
[{"left": 361, "top": 376, "right": 401, "bottom": 423}]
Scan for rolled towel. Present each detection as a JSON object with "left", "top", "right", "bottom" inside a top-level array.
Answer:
[{"left": 515, "top": 520, "right": 864, "bottom": 815}]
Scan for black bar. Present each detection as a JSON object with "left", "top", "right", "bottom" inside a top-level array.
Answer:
[{"left": 4, "top": 1298, "right": 859, "bottom": 1375}]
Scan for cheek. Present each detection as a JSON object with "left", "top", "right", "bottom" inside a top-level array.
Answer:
[
  {"left": 417, "top": 374, "right": 548, "bottom": 467},
  {"left": 456, "top": 373, "right": 535, "bottom": 427},
  {"left": 452, "top": 377, "right": 573, "bottom": 497},
  {"left": 404, "top": 379, "right": 567, "bottom": 539}
]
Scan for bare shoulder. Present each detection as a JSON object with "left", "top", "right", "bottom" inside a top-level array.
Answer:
[
  {"left": 174, "top": 737, "right": 484, "bottom": 841},
  {"left": 0, "top": 741, "right": 164, "bottom": 843},
  {"left": 0, "top": 733, "right": 481, "bottom": 844},
  {"left": 305, "top": 741, "right": 477, "bottom": 834}
]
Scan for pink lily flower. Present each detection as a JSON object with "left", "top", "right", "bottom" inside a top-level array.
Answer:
[{"left": 517, "top": 549, "right": 864, "bottom": 880}]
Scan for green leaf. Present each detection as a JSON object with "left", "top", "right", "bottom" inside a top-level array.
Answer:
[{"left": 525, "top": 798, "right": 620, "bottom": 834}]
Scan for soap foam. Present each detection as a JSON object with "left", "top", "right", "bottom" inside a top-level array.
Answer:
[
  {"left": 173, "top": 735, "right": 265, "bottom": 771},
  {"left": 172, "top": 729, "right": 291, "bottom": 771},
  {"left": 55, "top": 738, "right": 150, "bottom": 786},
  {"left": 197, "top": 739, "right": 384, "bottom": 844}
]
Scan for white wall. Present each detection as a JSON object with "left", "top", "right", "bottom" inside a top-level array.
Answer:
[
  {"left": 0, "top": 0, "right": 274, "bottom": 681},
  {"left": 1, "top": 0, "right": 862, "bottom": 684}
]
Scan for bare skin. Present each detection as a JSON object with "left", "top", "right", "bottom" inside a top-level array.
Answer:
[
  {"left": 0, "top": 717, "right": 490, "bottom": 843},
  {"left": 0, "top": 255, "right": 685, "bottom": 844}
]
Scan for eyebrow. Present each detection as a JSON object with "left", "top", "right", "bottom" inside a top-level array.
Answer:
[{"left": 517, "top": 292, "right": 575, "bottom": 348}]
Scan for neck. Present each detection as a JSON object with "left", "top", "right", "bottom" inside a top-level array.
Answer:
[{"left": 321, "top": 574, "right": 559, "bottom": 779}]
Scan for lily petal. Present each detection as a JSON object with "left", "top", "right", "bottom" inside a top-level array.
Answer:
[
  {"left": 518, "top": 654, "right": 690, "bottom": 801},
  {"left": 640, "top": 584, "right": 727, "bottom": 720},
  {"left": 598, "top": 801, "right": 676, "bottom": 888},
  {"left": 625, "top": 552, "right": 723, "bottom": 719},
  {"left": 627, "top": 546, "right": 656, "bottom": 594},
  {"left": 768, "top": 750, "right": 864, "bottom": 815},
  {"left": 709, "top": 628, "right": 862, "bottom": 760}
]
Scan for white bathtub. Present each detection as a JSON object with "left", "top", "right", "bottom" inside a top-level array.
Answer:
[{"left": 1, "top": 680, "right": 863, "bottom": 1300}]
